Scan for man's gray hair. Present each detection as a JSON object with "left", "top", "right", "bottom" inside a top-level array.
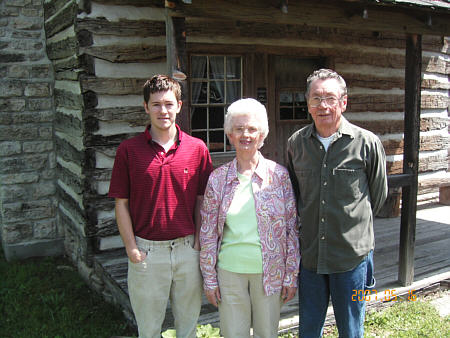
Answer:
[{"left": 306, "top": 68, "right": 347, "bottom": 99}]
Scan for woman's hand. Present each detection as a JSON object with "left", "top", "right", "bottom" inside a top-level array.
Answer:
[
  {"left": 281, "top": 286, "right": 297, "bottom": 303},
  {"left": 128, "top": 248, "right": 147, "bottom": 264},
  {"left": 205, "top": 287, "right": 221, "bottom": 307}
]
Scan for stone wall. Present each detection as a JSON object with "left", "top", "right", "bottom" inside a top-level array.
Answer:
[{"left": 0, "top": 0, "right": 62, "bottom": 260}]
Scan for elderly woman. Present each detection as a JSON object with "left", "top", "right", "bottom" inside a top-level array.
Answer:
[{"left": 200, "top": 98, "right": 300, "bottom": 338}]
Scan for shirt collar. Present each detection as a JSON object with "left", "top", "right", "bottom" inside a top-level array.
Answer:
[
  {"left": 228, "top": 152, "right": 267, "bottom": 183},
  {"left": 144, "top": 124, "right": 183, "bottom": 146},
  {"left": 306, "top": 116, "right": 355, "bottom": 140}
]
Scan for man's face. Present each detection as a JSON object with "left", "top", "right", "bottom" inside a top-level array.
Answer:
[
  {"left": 144, "top": 90, "right": 182, "bottom": 132},
  {"left": 307, "top": 78, "right": 347, "bottom": 136}
]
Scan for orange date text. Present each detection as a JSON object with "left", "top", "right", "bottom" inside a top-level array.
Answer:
[{"left": 351, "top": 289, "right": 417, "bottom": 302}]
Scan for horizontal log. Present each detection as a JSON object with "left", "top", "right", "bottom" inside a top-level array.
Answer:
[
  {"left": 79, "top": 45, "right": 166, "bottom": 63},
  {"left": 53, "top": 54, "right": 94, "bottom": 75},
  {"left": 420, "top": 117, "right": 448, "bottom": 132},
  {"left": 89, "top": 0, "right": 164, "bottom": 7},
  {"left": 44, "top": 0, "right": 73, "bottom": 21},
  {"left": 418, "top": 177, "right": 450, "bottom": 195},
  {"left": 46, "top": 35, "right": 78, "bottom": 60},
  {"left": 420, "top": 134, "right": 450, "bottom": 152},
  {"left": 383, "top": 139, "right": 404, "bottom": 156},
  {"left": 423, "top": 56, "right": 449, "bottom": 75},
  {"left": 85, "top": 106, "right": 146, "bottom": 122},
  {"left": 344, "top": 73, "right": 404, "bottom": 90},
  {"left": 81, "top": 77, "right": 147, "bottom": 95},
  {"left": 187, "top": 19, "right": 407, "bottom": 49},
  {"left": 76, "top": 18, "right": 165, "bottom": 36},
  {"left": 54, "top": 88, "right": 84, "bottom": 110},
  {"left": 171, "top": 0, "right": 450, "bottom": 36},
  {"left": 421, "top": 79, "right": 450, "bottom": 90},
  {"left": 45, "top": 1, "right": 78, "bottom": 38},
  {"left": 351, "top": 119, "right": 404, "bottom": 136},
  {"left": 55, "top": 112, "right": 83, "bottom": 136},
  {"left": 388, "top": 174, "right": 413, "bottom": 188},
  {"left": 347, "top": 94, "right": 404, "bottom": 112},
  {"left": 85, "top": 133, "right": 142, "bottom": 147},
  {"left": 335, "top": 52, "right": 404, "bottom": 69},
  {"left": 55, "top": 136, "right": 85, "bottom": 169},
  {"left": 382, "top": 135, "right": 449, "bottom": 156},
  {"left": 421, "top": 94, "right": 449, "bottom": 109}
]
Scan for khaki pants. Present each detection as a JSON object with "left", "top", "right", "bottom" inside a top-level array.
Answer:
[
  {"left": 128, "top": 235, "right": 202, "bottom": 338},
  {"left": 218, "top": 268, "right": 282, "bottom": 338}
]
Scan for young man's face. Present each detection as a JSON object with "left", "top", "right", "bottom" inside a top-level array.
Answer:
[{"left": 144, "top": 90, "right": 182, "bottom": 133}]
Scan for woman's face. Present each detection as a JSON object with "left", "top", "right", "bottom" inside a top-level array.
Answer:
[{"left": 227, "top": 114, "right": 264, "bottom": 153}]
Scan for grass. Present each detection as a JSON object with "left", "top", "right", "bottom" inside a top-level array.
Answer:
[
  {"left": 0, "top": 247, "right": 137, "bottom": 338},
  {"left": 280, "top": 290, "right": 450, "bottom": 337},
  {"left": 1, "top": 245, "right": 448, "bottom": 338}
]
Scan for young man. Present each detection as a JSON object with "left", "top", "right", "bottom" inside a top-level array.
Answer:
[
  {"left": 109, "top": 74, "right": 213, "bottom": 338},
  {"left": 287, "top": 69, "right": 388, "bottom": 337}
]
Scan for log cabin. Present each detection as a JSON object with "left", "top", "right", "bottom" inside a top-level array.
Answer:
[{"left": 1, "top": 0, "right": 449, "bottom": 331}]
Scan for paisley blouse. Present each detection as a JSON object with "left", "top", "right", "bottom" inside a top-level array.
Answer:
[{"left": 200, "top": 154, "right": 300, "bottom": 296}]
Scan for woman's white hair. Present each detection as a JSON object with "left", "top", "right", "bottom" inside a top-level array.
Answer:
[{"left": 224, "top": 98, "right": 269, "bottom": 149}]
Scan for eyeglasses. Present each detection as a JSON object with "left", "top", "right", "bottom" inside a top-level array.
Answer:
[
  {"left": 232, "top": 126, "right": 259, "bottom": 136},
  {"left": 309, "top": 96, "right": 342, "bottom": 108}
]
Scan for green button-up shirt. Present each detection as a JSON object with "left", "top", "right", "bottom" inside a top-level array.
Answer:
[{"left": 287, "top": 117, "right": 388, "bottom": 274}]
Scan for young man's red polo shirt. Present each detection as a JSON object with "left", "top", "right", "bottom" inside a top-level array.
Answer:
[{"left": 108, "top": 125, "right": 213, "bottom": 240}]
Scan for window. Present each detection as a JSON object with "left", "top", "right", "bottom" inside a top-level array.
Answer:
[
  {"left": 190, "top": 55, "right": 243, "bottom": 153},
  {"left": 275, "top": 56, "right": 324, "bottom": 121},
  {"left": 279, "top": 90, "right": 308, "bottom": 120}
]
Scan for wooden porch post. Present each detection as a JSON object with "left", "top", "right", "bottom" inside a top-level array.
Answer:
[
  {"left": 165, "top": 3, "right": 190, "bottom": 132},
  {"left": 398, "top": 34, "right": 422, "bottom": 286}
]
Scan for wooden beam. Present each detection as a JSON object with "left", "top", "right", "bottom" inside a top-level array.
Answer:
[
  {"left": 398, "top": 34, "right": 421, "bottom": 286},
  {"left": 165, "top": 5, "right": 190, "bottom": 133},
  {"left": 170, "top": 0, "right": 450, "bottom": 36}
]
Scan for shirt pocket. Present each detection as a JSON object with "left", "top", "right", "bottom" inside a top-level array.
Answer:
[
  {"left": 295, "top": 169, "right": 315, "bottom": 202},
  {"left": 333, "top": 168, "right": 365, "bottom": 200}
]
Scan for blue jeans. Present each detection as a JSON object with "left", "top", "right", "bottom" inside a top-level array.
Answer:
[{"left": 299, "top": 251, "right": 375, "bottom": 338}]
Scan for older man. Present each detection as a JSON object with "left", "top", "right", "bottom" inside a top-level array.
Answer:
[{"left": 287, "top": 69, "right": 388, "bottom": 337}]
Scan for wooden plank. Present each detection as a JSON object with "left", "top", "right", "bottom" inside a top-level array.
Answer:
[
  {"left": 165, "top": 8, "right": 190, "bottom": 132},
  {"left": 44, "top": 1, "right": 78, "bottom": 38},
  {"left": 80, "top": 45, "right": 166, "bottom": 63},
  {"left": 76, "top": 18, "right": 166, "bottom": 37},
  {"left": 90, "top": 0, "right": 164, "bottom": 7},
  {"left": 170, "top": 0, "right": 450, "bottom": 36},
  {"left": 398, "top": 34, "right": 422, "bottom": 286}
]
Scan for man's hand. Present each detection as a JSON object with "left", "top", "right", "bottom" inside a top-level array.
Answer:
[
  {"left": 281, "top": 286, "right": 297, "bottom": 303},
  {"left": 127, "top": 247, "right": 147, "bottom": 264},
  {"left": 205, "top": 287, "right": 221, "bottom": 307}
]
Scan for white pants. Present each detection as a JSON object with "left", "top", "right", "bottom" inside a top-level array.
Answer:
[
  {"left": 218, "top": 268, "right": 282, "bottom": 338},
  {"left": 128, "top": 235, "right": 202, "bottom": 338}
]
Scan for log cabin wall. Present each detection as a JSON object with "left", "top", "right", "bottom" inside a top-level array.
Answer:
[
  {"left": 43, "top": 0, "right": 168, "bottom": 285},
  {"left": 41, "top": 0, "right": 448, "bottom": 272}
]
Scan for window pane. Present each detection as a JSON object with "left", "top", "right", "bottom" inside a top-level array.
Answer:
[
  {"left": 294, "top": 107, "right": 308, "bottom": 120},
  {"left": 192, "top": 131, "right": 207, "bottom": 144},
  {"left": 280, "top": 92, "right": 293, "bottom": 105},
  {"left": 280, "top": 107, "right": 293, "bottom": 120},
  {"left": 210, "top": 81, "right": 224, "bottom": 103},
  {"left": 191, "top": 82, "right": 207, "bottom": 103},
  {"left": 209, "top": 106, "right": 224, "bottom": 129},
  {"left": 191, "top": 107, "right": 207, "bottom": 129},
  {"left": 226, "top": 57, "right": 241, "bottom": 79},
  {"left": 295, "top": 92, "right": 306, "bottom": 105},
  {"left": 210, "top": 56, "right": 224, "bottom": 79},
  {"left": 226, "top": 82, "right": 241, "bottom": 103},
  {"left": 209, "top": 130, "right": 225, "bottom": 152},
  {"left": 191, "top": 56, "right": 207, "bottom": 79}
]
